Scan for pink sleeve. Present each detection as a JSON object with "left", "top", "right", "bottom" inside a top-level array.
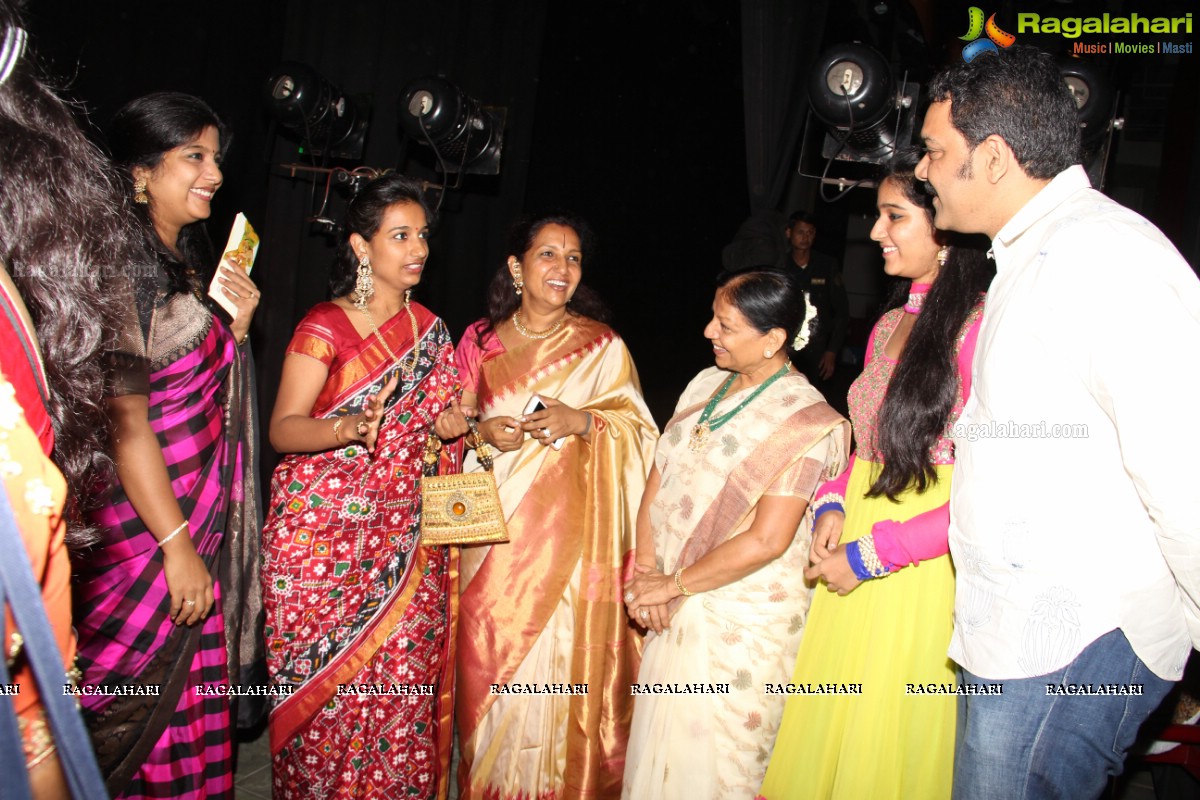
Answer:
[
  {"left": 453, "top": 321, "right": 489, "bottom": 394},
  {"left": 811, "top": 312, "right": 885, "bottom": 508},
  {"left": 956, "top": 306, "right": 983, "bottom": 403},
  {"left": 814, "top": 453, "right": 854, "bottom": 507},
  {"left": 871, "top": 503, "right": 950, "bottom": 569},
  {"left": 842, "top": 308, "right": 980, "bottom": 573},
  {"left": 869, "top": 309, "right": 979, "bottom": 570},
  {"left": 863, "top": 321, "right": 882, "bottom": 368}
]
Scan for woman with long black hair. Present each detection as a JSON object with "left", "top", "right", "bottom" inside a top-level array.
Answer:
[
  {"left": 72, "top": 92, "right": 263, "bottom": 799},
  {"left": 0, "top": 1, "right": 140, "bottom": 795},
  {"left": 758, "top": 150, "right": 994, "bottom": 799}
]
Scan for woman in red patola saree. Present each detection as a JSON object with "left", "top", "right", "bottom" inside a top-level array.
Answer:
[{"left": 263, "top": 174, "right": 463, "bottom": 799}]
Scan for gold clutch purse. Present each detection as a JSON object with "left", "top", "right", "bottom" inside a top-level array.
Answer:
[{"left": 419, "top": 418, "right": 509, "bottom": 546}]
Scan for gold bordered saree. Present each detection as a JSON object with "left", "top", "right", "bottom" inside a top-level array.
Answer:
[
  {"left": 455, "top": 316, "right": 658, "bottom": 800},
  {"left": 622, "top": 367, "right": 848, "bottom": 799}
]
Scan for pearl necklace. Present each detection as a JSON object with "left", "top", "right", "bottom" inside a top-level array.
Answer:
[{"left": 512, "top": 311, "right": 564, "bottom": 339}]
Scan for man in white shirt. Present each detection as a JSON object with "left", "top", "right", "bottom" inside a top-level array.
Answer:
[{"left": 916, "top": 46, "right": 1200, "bottom": 798}]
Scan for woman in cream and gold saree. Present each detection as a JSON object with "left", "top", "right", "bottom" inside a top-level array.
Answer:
[
  {"left": 621, "top": 269, "right": 848, "bottom": 799},
  {"left": 452, "top": 213, "right": 658, "bottom": 800},
  {"left": 263, "top": 176, "right": 462, "bottom": 799}
]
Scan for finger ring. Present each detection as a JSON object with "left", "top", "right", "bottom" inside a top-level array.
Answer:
[
  {"left": 624, "top": 591, "right": 635, "bottom": 603},
  {"left": 184, "top": 600, "right": 196, "bottom": 606},
  {"left": 639, "top": 609, "right": 649, "bottom": 620}
]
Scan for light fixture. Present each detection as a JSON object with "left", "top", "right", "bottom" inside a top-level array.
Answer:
[
  {"left": 1058, "top": 58, "right": 1116, "bottom": 146},
  {"left": 1058, "top": 57, "right": 1121, "bottom": 189},
  {"left": 264, "top": 62, "right": 368, "bottom": 160},
  {"left": 399, "top": 77, "right": 505, "bottom": 175},
  {"left": 807, "top": 42, "right": 916, "bottom": 165}
]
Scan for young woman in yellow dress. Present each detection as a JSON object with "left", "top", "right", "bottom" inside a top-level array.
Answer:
[{"left": 757, "top": 151, "right": 992, "bottom": 799}]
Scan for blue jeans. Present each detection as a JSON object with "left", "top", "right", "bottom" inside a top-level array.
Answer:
[{"left": 953, "top": 629, "right": 1174, "bottom": 800}]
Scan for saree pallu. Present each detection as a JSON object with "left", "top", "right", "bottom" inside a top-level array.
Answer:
[
  {"left": 0, "top": 378, "right": 72, "bottom": 769},
  {"left": 622, "top": 368, "right": 848, "bottom": 800},
  {"left": 0, "top": 279, "right": 74, "bottom": 768},
  {"left": 76, "top": 290, "right": 260, "bottom": 800},
  {"left": 263, "top": 302, "right": 459, "bottom": 800},
  {"left": 455, "top": 316, "right": 658, "bottom": 800}
]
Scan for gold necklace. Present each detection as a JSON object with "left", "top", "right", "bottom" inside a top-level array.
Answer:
[
  {"left": 511, "top": 311, "right": 564, "bottom": 339},
  {"left": 358, "top": 291, "right": 420, "bottom": 378}
]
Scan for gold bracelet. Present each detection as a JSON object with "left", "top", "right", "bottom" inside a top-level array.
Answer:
[
  {"left": 158, "top": 520, "right": 189, "bottom": 548},
  {"left": 332, "top": 417, "right": 344, "bottom": 444},
  {"left": 674, "top": 567, "right": 694, "bottom": 597}
]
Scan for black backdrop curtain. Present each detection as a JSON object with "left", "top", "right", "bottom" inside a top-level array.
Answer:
[
  {"left": 255, "top": 0, "right": 549, "bottom": 473},
  {"left": 723, "top": 0, "right": 830, "bottom": 272},
  {"left": 31, "top": 0, "right": 548, "bottom": 477},
  {"left": 739, "top": 0, "right": 830, "bottom": 214},
  {"left": 32, "top": 0, "right": 791, "bottom": 435}
]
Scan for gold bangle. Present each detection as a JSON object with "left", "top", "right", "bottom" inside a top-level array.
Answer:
[
  {"left": 674, "top": 567, "right": 694, "bottom": 597},
  {"left": 332, "top": 417, "right": 344, "bottom": 444},
  {"left": 158, "top": 520, "right": 189, "bottom": 548}
]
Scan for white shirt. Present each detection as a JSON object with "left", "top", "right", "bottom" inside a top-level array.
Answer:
[{"left": 948, "top": 165, "right": 1200, "bottom": 681}]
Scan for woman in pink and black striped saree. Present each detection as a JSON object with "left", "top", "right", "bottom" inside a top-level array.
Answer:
[{"left": 73, "top": 93, "right": 264, "bottom": 799}]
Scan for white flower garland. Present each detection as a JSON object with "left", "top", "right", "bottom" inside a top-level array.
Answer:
[{"left": 792, "top": 291, "right": 818, "bottom": 351}]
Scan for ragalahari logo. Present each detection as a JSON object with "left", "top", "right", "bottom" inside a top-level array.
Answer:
[{"left": 959, "top": 7, "right": 1017, "bottom": 62}]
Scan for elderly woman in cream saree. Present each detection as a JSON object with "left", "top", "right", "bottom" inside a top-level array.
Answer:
[{"left": 621, "top": 270, "right": 848, "bottom": 799}]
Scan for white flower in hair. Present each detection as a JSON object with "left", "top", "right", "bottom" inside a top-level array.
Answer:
[{"left": 793, "top": 291, "right": 818, "bottom": 351}]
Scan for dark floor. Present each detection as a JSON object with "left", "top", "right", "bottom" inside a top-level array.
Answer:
[
  {"left": 231, "top": 727, "right": 1164, "bottom": 800},
  {"left": 233, "top": 731, "right": 271, "bottom": 799}
]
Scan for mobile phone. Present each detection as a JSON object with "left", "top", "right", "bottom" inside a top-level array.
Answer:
[{"left": 523, "top": 394, "right": 565, "bottom": 449}]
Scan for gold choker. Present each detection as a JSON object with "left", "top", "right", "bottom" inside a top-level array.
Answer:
[{"left": 512, "top": 311, "right": 564, "bottom": 339}]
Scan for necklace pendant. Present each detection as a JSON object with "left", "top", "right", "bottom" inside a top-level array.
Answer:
[{"left": 688, "top": 422, "right": 711, "bottom": 452}]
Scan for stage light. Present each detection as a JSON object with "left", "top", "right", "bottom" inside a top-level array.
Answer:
[
  {"left": 1058, "top": 58, "right": 1116, "bottom": 145},
  {"left": 399, "top": 77, "right": 505, "bottom": 175},
  {"left": 1058, "top": 57, "right": 1122, "bottom": 189},
  {"left": 807, "top": 43, "right": 916, "bottom": 165},
  {"left": 264, "top": 62, "right": 368, "bottom": 160}
]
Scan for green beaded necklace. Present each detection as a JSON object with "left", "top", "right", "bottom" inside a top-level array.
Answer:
[{"left": 688, "top": 363, "right": 791, "bottom": 452}]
